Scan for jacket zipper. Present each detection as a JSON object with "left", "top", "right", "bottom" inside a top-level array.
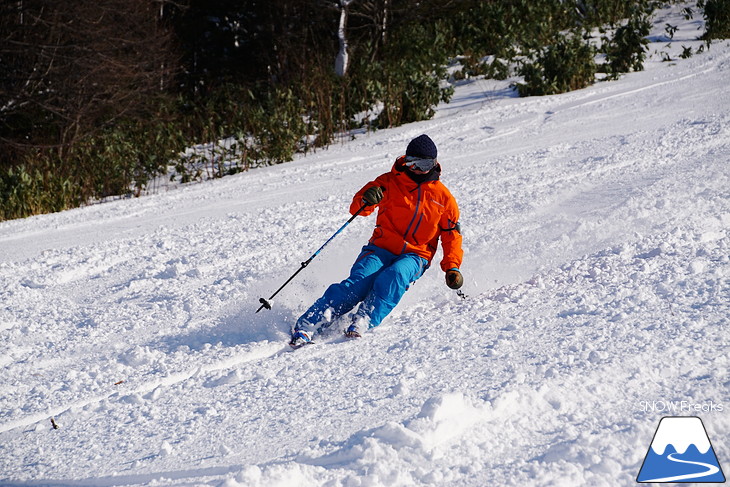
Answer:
[{"left": 402, "top": 185, "right": 422, "bottom": 252}]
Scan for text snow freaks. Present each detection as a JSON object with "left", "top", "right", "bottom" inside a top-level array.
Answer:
[{"left": 638, "top": 401, "right": 724, "bottom": 413}]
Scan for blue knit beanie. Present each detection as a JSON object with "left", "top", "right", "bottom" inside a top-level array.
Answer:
[{"left": 406, "top": 134, "right": 437, "bottom": 159}]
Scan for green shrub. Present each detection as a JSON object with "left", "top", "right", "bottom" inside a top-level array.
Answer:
[
  {"left": 517, "top": 33, "right": 597, "bottom": 97},
  {"left": 602, "top": 13, "right": 652, "bottom": 77},
  {"left": 0, "top": 97, "right": 186, "bottom": 221},
  {"left": 699, "top": 0, "right": 730, "bottom": 39},
  {"left": 347, "top": 21, "right": 454, "bottom": 129},
  {"left": 0, "top": 162, "right": 80, "bottom": 221}
]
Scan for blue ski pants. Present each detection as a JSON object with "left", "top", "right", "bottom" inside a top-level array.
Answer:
[{"left": 295, "top": 244, "right": 428, "bottom": 334}]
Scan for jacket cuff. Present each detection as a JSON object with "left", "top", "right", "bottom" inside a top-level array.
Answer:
[{"left": 441, "top": 261, "right": 460, "bottom": 272}]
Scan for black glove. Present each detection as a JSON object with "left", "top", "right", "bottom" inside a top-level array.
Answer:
[
  {"left": 445, "top": 268, "right": 463, "bottom": 289},
  {"left": 362, "top": 186, "right": 384, "bottom": 206}
]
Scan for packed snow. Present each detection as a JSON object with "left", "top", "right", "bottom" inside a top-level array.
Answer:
[{"left": 1, "top": 4, "right": 728, "bottom": 486}]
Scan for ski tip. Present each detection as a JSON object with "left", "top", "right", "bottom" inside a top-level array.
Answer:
[{"left": 289, "top": 340, "right": 315, "bottom": 350}]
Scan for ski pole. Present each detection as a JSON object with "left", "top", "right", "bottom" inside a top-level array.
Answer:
[{"left": 256, "top": 203, "right": 369, "bottom": 313}]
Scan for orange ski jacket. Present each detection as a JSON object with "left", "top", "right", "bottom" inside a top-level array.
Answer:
[{"left": 350, "top": 156, "right": 463, "bottom": 272}]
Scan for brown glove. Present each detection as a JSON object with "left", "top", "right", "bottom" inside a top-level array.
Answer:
[
  {"left": 445, "top": 268, "right": 463, "bottom": 289},
  {"left": 362, "top": 186, "right": 384, "bottom": 206}
]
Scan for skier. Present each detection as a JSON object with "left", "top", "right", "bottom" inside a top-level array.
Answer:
[{"left": 290, "top": 134, "right": 464, "bottom": 347}]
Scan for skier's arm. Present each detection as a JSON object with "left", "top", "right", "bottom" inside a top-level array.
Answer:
[{"left": 439, "top": 197, "right": 463, "bottom": 272}]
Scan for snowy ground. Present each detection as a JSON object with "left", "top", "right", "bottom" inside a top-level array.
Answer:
[{"left": 1, "top": 4, "right": 728, "bottom": 486}]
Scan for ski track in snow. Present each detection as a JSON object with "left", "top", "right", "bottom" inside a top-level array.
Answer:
[{"left": 1, "top": 5, "right": 729, "bottom": 486}]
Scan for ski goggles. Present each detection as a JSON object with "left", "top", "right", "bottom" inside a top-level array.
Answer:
[{"left": 404, "top": 155, "right": 437, "bottom": 172}]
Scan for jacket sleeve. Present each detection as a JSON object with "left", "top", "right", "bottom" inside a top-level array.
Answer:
[
  {"left": 439, "top": 194, "right": 463, "bottom": 272},
  {"left": 350, "top": 174, "right": 390, "bottom": 216}
]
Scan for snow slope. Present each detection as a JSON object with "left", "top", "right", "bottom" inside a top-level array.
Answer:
[{"left": 1, "top": 4, "right": 728, "bottom": 486}]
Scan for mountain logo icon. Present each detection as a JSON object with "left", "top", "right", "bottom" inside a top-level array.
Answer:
[{"left": 637, "top": 416, "right": 726, "bottom": 483}]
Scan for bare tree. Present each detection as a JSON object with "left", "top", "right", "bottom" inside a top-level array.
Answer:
[
  {"left": 0, "top": 0, "right": 179, "bottom": 166},
  {"left": 335, "top": 0, "right": 355, "bottom": 76}
]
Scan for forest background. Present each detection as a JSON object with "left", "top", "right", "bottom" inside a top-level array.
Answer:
[{"left": 1, "top": 0, "right": 727, "bottom": 221}]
